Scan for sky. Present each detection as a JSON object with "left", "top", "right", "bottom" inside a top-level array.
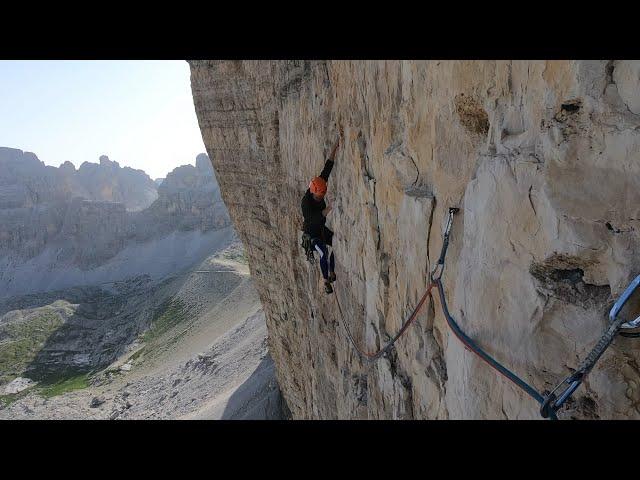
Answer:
[{"left": 0, "top": 60, "right": 206, "bottom": 179}]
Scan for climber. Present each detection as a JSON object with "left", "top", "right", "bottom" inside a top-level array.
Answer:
[{"left": 301, "top": 133, "right": 341, "bottom": 294}]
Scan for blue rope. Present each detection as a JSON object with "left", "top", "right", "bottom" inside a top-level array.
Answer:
[{"left": 434, "top": 278, "right": 557, "bottom": 420}]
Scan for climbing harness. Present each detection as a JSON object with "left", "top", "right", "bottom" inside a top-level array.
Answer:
[
  {"left": 540, "top": 273, "right": 640, "bottom": 418},
  {"left": 301, "top": 232, "right": 315, "bottom": 264}
]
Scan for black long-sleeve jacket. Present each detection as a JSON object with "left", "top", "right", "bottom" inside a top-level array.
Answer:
[{"left": 301, "top": 158, "right": 334, "bottom": 239}]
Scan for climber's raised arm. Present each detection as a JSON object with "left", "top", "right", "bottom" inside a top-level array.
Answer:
[{"left": 319, "top": 135, "right": 340, "bottom": 181}]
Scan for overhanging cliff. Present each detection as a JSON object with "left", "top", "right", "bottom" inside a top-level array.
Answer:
[{"left": 189, "top": 60, "right": 640, "bottom": 419}]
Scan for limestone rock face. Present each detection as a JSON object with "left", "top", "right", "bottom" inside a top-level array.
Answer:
[{"left": 189, "top": 60, "right": 640, "bottom": 419}]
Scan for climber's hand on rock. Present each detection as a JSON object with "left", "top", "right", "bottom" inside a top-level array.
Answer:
[
  {"left": 323, "top": 204, "right": 332, "bottom": 217},
  {"left": 329, "top": 136, "right": 340, "bottom": 161}
]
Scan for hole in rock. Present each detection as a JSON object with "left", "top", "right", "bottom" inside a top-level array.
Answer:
[
  {"left": 605, "top": 221, "right": 623, "bottom": 234},
  {"left": 561, "top": 102, "right": 581, "bottom": 113},
  {"left": 530, "top": 255, "right": 610, "bottom": 308}
]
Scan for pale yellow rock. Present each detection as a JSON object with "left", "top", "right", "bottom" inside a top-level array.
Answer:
[{"left": 189, "top": 60, "right": 640, "bottom": 419}]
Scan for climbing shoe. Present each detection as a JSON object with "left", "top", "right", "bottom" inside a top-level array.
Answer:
[
  {"left": 328, "top": 271, "right": 336, "bottom": 283},
  {"left": 324, "top": 281, "right": 333, "bottom": 294}
]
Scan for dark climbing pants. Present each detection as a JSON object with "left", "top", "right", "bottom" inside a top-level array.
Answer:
[{"left": 312, "top": 238, "right": 335, "bottom": 281}]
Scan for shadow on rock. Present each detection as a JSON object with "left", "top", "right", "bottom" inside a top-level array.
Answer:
[{"left": 221, "top": 355, "right": 288, "bottom": 420}]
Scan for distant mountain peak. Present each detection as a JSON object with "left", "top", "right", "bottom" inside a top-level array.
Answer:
[
  {"left": 99, "top": 155, "right": 120, "bottom": 168},
  {"left": 196, "top": 153, "right": 213, "bottom": 176},
  {"left": 59, "top": 161, "right": 76, "bottom": 172}
]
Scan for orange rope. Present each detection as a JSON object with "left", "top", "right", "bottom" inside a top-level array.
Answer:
[{"left": 334, "top": 282, "right": 436, "bottom": 361}]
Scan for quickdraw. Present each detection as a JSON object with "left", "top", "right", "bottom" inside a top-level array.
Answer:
[
  {"left": 430, "top": 208, "right": 556, "bottom": 419},
  {"left": 540, "top": 273, "right": 640, "bottom": 418},
  {"left": 433, "top": 208, "right": 640, "bottom": 419}
]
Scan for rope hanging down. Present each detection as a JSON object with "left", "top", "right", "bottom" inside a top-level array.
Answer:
[
  {"left": 427, "top": 209, "right": 556, "bottom": 419},
  {"left": 332, "top": 209, "right": 458, "bottom": 362},
  {"left": 333, "top": 207, "right": 556, "bottom": 419},
  {"left": 433, "top": 211, "right": 640, "bottom": 419},
  {"left": 334, "top": 282, "right": 435, "bottom": 362},
  {"left": 426, "top": 208, "right": 557, "bottom": 419},
  {"left": 333, "top": 206, "right": 639, "bottom": 419}
]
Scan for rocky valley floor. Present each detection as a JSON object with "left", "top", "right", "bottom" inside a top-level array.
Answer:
[{"left": 0, "top": 245, "right": 286, "bottom": 420}]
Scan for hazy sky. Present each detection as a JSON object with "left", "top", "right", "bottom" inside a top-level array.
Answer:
[{"left": 0, "top": 60, "right": 206, "bottom": 179}]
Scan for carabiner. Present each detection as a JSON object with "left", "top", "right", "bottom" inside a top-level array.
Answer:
[
  {"left": 443, "top": 207, "right": 458, "bottom": 238},
  {"left": 541, "top": 273, "right": 640, "bottom": 418},
  {"left": 610, "top": 274, "right": 640, "bottom": 329},
  {"left": 540, "top": 374, "right": 583, "bottom": 418},
  {"left": 430, "top": 208, "right": 459, "bottom": 282}
]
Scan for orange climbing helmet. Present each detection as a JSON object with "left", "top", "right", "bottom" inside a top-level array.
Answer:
[{"left": 309, "top": 176, "right": 327, "bottom": 197}]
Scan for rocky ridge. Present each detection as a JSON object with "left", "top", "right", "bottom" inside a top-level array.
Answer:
[{"left": 0, "top": 149, "right": 232, "bottom": 298}]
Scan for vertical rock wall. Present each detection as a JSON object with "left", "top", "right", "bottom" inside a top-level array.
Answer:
[{"left": 190, "top": 60, "right": 640, "bottom": 419}]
